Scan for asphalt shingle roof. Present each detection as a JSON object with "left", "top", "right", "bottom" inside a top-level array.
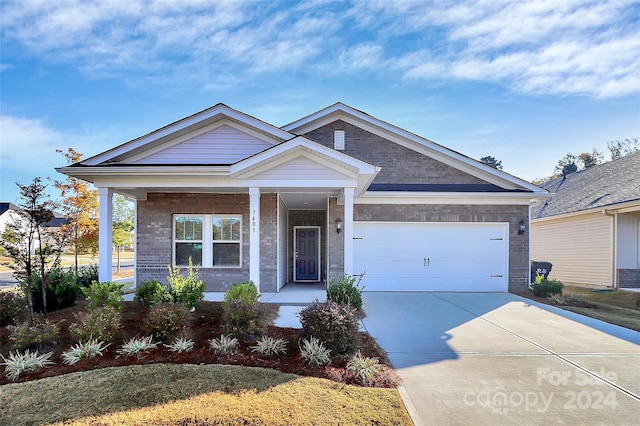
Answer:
[{"left": 532, "top": 151, "right": 640, "bottom": 219}]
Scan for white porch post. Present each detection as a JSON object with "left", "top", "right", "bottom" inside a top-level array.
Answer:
[
  {"left": 249, "top": 187, "right": 261, "bottom": 292},
  {"left": 98, "top": 187, "right": 113, "bottom": 283},
  {"left": 343, "top": 187, "right": 354, "bottom": 275}
]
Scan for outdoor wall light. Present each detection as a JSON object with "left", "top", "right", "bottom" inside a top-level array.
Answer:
[
  {"left": 518, "top": 219, "right": 526, "bottom": 235},
  {"left": 335, "top": 218, "right": 343, "bottom": 234}
]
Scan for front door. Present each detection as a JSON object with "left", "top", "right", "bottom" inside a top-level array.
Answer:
[{"left": 294, "top": 226, "right": 320, "bottom": 281}]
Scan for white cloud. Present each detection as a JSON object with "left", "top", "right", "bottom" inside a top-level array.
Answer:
[
  {"left": 1, "top": 0, "right": 638, "bottom": 98},
  {"left": 0, "top": 114, "right": 123, "bottom": 177}
]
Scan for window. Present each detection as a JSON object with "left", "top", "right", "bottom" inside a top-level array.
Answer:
[
  {"left": 174, "top": 216, "right": 203, "bottom": 266},
  {"left": 173, "top": 214, "right": 242, "bottom": 268},
  {"left": 212, "top": 216, "right": 241, "bottom": 267}
]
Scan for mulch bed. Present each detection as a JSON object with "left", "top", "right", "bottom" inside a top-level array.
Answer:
[{"left": 0, "top": 301, "right": 389, "bottom": 386}]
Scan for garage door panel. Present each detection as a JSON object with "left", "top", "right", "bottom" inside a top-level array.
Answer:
[{"left": 353, "top": 222, "right": 508, "bottom": 292}]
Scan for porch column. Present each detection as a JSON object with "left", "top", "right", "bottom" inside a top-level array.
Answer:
[
  {"left": 249, "top": 187, "right": 261, "bottom": 292},
  {"left": 343, "top": 187, "right": 354, "bottom": 275},
  {"left": 98, "top": 187, "right": 113, "bottom": 283}
]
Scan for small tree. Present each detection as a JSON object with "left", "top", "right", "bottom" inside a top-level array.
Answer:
[
  {"left": 479, "top": 155, "right": 503, "bottom": 170},
  {"left": 54, "top": 148, "right": 99, "bottom": 283},
  {"left": 0, "top": 178, "right": 71, "bottom": 317}
]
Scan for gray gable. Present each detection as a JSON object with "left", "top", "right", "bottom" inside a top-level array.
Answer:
[{"left": 532, "top": 151, "right": 640, "bottom": 218}]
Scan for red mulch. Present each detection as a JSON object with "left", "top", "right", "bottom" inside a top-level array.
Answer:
[{"left": 0, "top": 301, "right": 389, "bottom": 386}]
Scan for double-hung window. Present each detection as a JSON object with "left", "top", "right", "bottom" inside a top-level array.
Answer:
[
  {"left": 174, "top": 216, "right": 203, "bottom": 266},
  {"left": 173, "top": 214, "right": 242, "bottom": 267},
  {"left": 212, "top": 216, "right": 241, "bottom": 267}
]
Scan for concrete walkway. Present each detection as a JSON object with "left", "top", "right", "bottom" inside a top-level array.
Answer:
[
  {"left": 361, "top": 292, "right": 640, "bottom": 425},
  {"left": 123, "top": 283, "right": 326, "bottom": 328}
]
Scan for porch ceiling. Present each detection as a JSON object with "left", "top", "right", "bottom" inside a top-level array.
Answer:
[{"left": 279, "top": 191, "right": 336, "bottom": 209}]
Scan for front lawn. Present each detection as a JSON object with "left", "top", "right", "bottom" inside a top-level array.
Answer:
[
  {"left": 521, "top": 285, "right": 640, "bottom": 332},
  {"left": 1, "top": 363, "right": 412, "bottom": 425}
]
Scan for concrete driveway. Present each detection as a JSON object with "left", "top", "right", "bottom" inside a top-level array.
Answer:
[{"left": 361, "top": 292, "right": 640, "bottom": 425}]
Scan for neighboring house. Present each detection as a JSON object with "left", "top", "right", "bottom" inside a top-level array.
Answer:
[
  {"left": 0, "top": 202, "right": 70, "bottom": 254},
  {"left": 0, "top": 203, "right": 22, "bottom": 236},
  {"left": 57, "top": 103, "right": 547, "bottom": 293},
  {"left": 531, "top": 151, "right": 640, "bottom": 288}
]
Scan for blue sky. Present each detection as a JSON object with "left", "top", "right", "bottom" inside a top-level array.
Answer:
[{"left": 1, "top": 0, "right": 639, "bottom": 203}]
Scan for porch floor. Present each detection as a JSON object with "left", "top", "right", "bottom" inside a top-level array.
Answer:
[{"left": 200, "top": 282, "right": 326, "bottom": 305}]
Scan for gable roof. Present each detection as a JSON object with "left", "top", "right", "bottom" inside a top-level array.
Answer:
[
  {"left": 0, "top": 203, "right": 69, "bottom": 227},
  {"left": 0, "top": 202, "right": 19, "bottom": 216},
  {"left": 532, "top": 151, "right": 640, "bottom": 219},
  {"left": 283, "top": 102, "right": 545, "bottom": 194},
  {"left": 79, "top": 104, "right": 294, "bottom": 166},
  {"left": 58, "top": 102, "right": 548, "bottom": 201}
]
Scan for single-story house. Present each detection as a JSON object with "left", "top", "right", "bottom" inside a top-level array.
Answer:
[
  {"left": 57, "top": 103, "right": 548, "bottom": 293},
  {"left": 531, "top": 151, "right": 640, "bottom": 288}
]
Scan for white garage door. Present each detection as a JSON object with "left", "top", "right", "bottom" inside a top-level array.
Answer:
[{"left": 353, "top": 222, "right": 508, "bottom": 291}]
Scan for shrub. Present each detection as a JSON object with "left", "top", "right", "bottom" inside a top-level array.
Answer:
[
  {"left": 251, "top": 336, "right": 287, "bottom": 357},
  {"left": 30, "top": 267, "right": 82, "bottom": 313},
  {"left": 299, "top": 337, "right": 331, "bottom": 366},
  {"left": 61, "top": 339, "right": 110, "bottom": 365},
  {"left": 145, "top": 303, "right": 190, "bottom": 340},
  {"left": 69, "top": 306, "right": 122, "bottom": 342},
  {"left": 1, "top": 350, "right": 54, "bottom": 381},
  {"left": 134, "top": 280, "right": 173, "bottom": 306},
  {"left": 117, "top": 336, "right": 157, "bottom": 358},
  {"left": 0, "top": 290, "right": 29, "bottom": 327},
  {"left": 530, "top": 274, "right": 564, "bottom": 297},
  {"left": 76, "top": 264, "right": 99, "bottom": 288},
  {"left": 222, "top": 281, "right": 260, "bottom": 309},
  {"left": 82, "top": 281, "right": 124, "bottom": 311},
  {"left": 9, "top": 319, "right": 59, "bottom": 351},
  {"left": 223, "top": 299, "right": 271, "bottom": 339},
  {"left": 346, "top": 351, "right": 381, "bottom": 386},
  {"left": 165, "top": 337, "right": 195, "bottom": 353},
  {"left": 298, "top": 300, "right": 359, "bottom": 355},
  {"left": 167, "top": 259, "right": 204, "bottom": 310},
  {"left": 326, "top": 273, "right": 365, "bottom": 310},
  {"left": 208, "top": 334, "right": 238, "bottom": 355}
]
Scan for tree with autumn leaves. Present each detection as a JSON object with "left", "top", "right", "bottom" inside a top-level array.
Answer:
[{"left": 55, "top": 148, "right": 99, "bottom": 279}]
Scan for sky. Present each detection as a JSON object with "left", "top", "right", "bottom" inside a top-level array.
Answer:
[{"left": 1, "top": 0, "right": 639, "bottom": 203}]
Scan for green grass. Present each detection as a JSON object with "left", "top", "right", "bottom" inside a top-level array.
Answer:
[
  {"left": 557, "top": 286, "right": 640, "bottom": 332},
  {"left": 0, "top": 364, "right": 412, "bottom": 426}
]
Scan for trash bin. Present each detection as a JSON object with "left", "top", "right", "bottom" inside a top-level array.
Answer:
[{"left": 531, "top": 261, "right": 552, "bottom": 282}]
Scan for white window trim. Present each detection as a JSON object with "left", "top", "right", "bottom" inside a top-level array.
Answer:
[
  {"left": 173, "top": 214, "right": 204, "bottom": 267},
  {"left": 173, "top": 214, "right": 242, "bottom": 268},
  {"left": 212, "top": 214, "right": 242, "bottom": 268}
]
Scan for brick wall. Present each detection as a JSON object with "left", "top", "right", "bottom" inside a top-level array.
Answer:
[
  {"left": 137, "top": 193, "right": 254, "bottom": 291},
  {"left": 354, "top": 203, "right": 531, "bottom": 293},
  {"left": 328, "top": 198, "right": 345, "bottom": 281},
  {"left": 303, "top": 121, "right": 486, "bottom": 185},
  {"left": 260, "top": 193, "right": 278, "bottom": 292}
]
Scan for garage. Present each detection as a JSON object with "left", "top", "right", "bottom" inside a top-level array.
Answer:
[{"left": 353, "top": 222, "right": 509, "bottom": 291}]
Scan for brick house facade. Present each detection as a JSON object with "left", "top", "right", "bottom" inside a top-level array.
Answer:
[{"left": 58, "top": 103, "right": 547, "bottom": 293}]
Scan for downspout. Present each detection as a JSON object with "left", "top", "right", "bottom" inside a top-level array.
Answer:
[{"left": 603, "top": 209, "right": 618, "bottom": 288}]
